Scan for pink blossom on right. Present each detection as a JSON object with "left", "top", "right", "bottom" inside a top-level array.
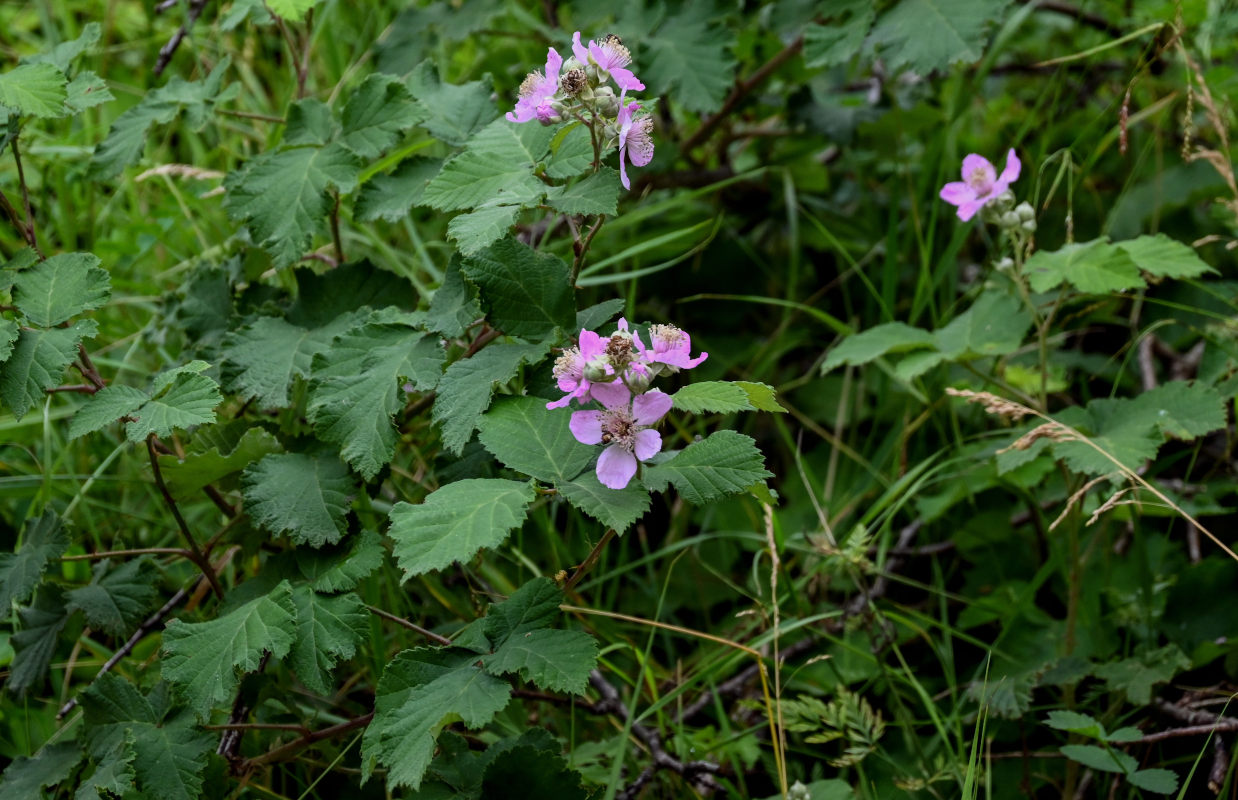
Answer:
[
  {"left": 939, "top": 149, "right": 1021, "bottom": 221},
  {"left": 617, "top": 97, "right": 654, "bottom": 190},
  {"left": 569, "top": 386, "right": 671, "bottom": 490},
  {"left": 635, "top": 323, "right": 706, "bottom": 372},
  {"left": 572, "top": 32, "right": 645, "bottom": 93}
]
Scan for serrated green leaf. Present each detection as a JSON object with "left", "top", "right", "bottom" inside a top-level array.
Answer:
[
  {"left": 672, "top": 381, "right": 754, "bottom": 414},
  {"left": 0, "top": 63, "right": 67, "bottom": 117},
  {"left": 161, "top": 580, "right": 297, "bottom": 717},
  {"left": 266, "top": 0, "right": 318, "bottom": 20},
  {"left": 559, "top": 472, "right": 651, "bottom": 533},
  {"left": 0, "top": 318, "right": 18, "bottom": 364},
  {"left": 644, "top": 12, "right": 736, "bottom": 114},
  {"left": 431, "top": 341, "right": 548, "bottom": 454},
  {"left": 363, "top": 648, "right": 512, "bottom": 790},
  {"left": 290, "top": 586, "right": 368, "bottom": 695},
  {"left": 91, "top": 58, "right": 232, "bottom": 178},
  {"left": 482, "top": 576, "right": 563, "bottom": 644},
  {"left": 735, "top": 381, "right": 787, "bottom": 412},
  {"left": 1044, "top": 709, "right": 1103, "bottom": 736},
  {"left": 576, "top": 299, "right": 625, "bottom": 333},
  {"left": 296, "top": 529, "right": 385, "bottom": 592},
  {"left": 933, "top": 290, "right": 1032, "bottom": 358},
  {"left": 242, "top": 452, "right": 358, "bottom": 547},
  {"left": 872, "top": 0, "right": 1003, "bottom": 74},
  {"left": 0, "top": 741, "right": 82, "bottom": 797},
  {"left": 643, "top": 430, "right": 773, "bottom": 504},
  {"left": 75, "top": 735, "right": 136, "bottom": 800},
  {"left": 0, "top": 510, "right": 69, "bottom": 609},
  {"left": 222, "top": 312, "right": 363, "bottom": 409},
  {"left": 355, "top": 157, "right": 441, "bottom": 222},
  {"left": 1115, "top": 233, "right": 1216, "bottom": 280},
  {"left": 1093, "top": 645, "right": 1191, "bottom": 704},
  {"left": 11, "top": 252, "right": 110, "bottom": 327},
  {"left": 284, "top": 97, "right": 336, "bottom": 146},
  {"left": 461, "top": 237, "right": 574, "bottom": 339},
  {"left": 308, "top": 322, "right": 444, "bottom": 479},
  {"left": 422, "top": 120, "right": 552, "bottom": 211},
  {"left": 26, "top": 22, "right": 101, "bottom": 73},
  {"left": 823, "top": 322, "right": 933, "bottom": 372},
  {"left": 389, "top": 479, "right": 533, "bottom": 578},
  {"left": 0, "top": 319, "right": 98, "bottom": 419},
  {"left": 1130, "top": 380, "right": 1227, "bottom": 440},
  {"left": 224, "top": 142, "right": 363, "bottom": 267},
  {"left": 1060, "top": 743, "right": 1136, "bottom": 774},
  {"left": 805, "top": 1, "right": 875, "bottom": 68},
  {"left": 483, "top": 628, "right": 597, "bottom": 694},
  {"left": 124, "top": 372, "right": 221, "bottom": 442},
  {"left": 1130, "top": 768, "right": 1179, "bottom": 794},
  {"left": 480, "top": 742, "right": 591, "bottom": 800},
  {"left": 1106, "top": 727, "right": 1143, "bottom": 743},
  {"left": 547, "top": 169, "right": 621, "bottom": 216},
  {"left": 405, "top": 61, "right": 497, "bottom": 146},
  {"left": 65, "top": 71, "right": 113, "bottom": 112},
  {"left": 66, "top": 558, "right": 158, "bottom": 637},
  {"left": 81, "top": 675, "right": 214, "bottom": 800},
  {"left": 288, "top": 261, "right": 419, "bottom": 325},
  {"left": 8, "top": 586, "right": 70, "bottom": 695},
  {"left": 1052, "top": 398, "right": 1161, "bottom": 475},
  {"left": 448, "top": 201, "right": 524, "bottom": 256},
  {"left": 423, "top": 255, "right": 482, "bottom": 338},
  {"left": 340, "top": 73, "right": 425, "bottom": 159},
  {"left": 477, "top": 395, "right": 596, "bottom": 484},
  {"left": 546, "top": 123, "right": 595, "bottom": 179},
  {"left": 159, "top": 425, "right": 282, "bottom": 500},
  {"left": 67, "top": 384, "right": 148, "bottom": 440},
  {"left": 1025, "top": 239, "right": 1145, "bottom": 294}
]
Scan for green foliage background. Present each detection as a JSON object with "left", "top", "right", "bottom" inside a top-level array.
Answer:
[{"left": 3, "top": 0, "right": 1238, "bottom": 798}]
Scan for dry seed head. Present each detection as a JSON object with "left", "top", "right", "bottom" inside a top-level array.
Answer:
[
  {"left": 945, "top": 388, "right": 1033, "bottom": 421},
  {"left": 560, "top": 68, "right": 587, "bottom": 96},
  {"left": 998, "top": 422, "right": 1074, "bottom": 454}
]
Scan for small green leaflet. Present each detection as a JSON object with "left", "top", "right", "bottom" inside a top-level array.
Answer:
[
  {"left": 1114, "top": 233, "right": 1216, "bottom": 280},
  {"left": 122, "top": 371, "right": 222, "bottom": 442},
  {"left": 558, "top": 473, "right": 651, "bottom": 533},
  {"left": 0, "top": 318, "right": 18, "bottom": 363},
  {"left": 0, "top": 63, "right": 68, "bottom": 118},
  {"left": 339, "top": 73, "right": 424, "bottom": 159},
  {"left": 643, "top": 430, "right": 773, "bottom": 504},
  {"left": 804, "top": 0, "right": 875, "bottom": 68},
  {"left": 222, "top": 312, "right": 364, "bottom": 409},
  {"left": 355, "top": 157, "right": 442, "bottom": 223},
  {"left": 295, "top": 529, "right": 385, "bottom": 592},
  {"left": 872, "top": 0, "right": 1003, "bottom": 75},
  {"left": 476, "top": 396, "right": 595, "bottom": 484},
  {"left": 388, "top": 479, "right": 534, "bottom": 578},
  {"left": 65, "top": 558, "right": 158, "bottom": 637},
  {"left": 289, "top": 585, "right": 368, "bottom": 695},
  {"left": 265, "top": 0, "right": 319, "bottom": 21},
  {"left": 8, "top": 587, "right": 70, "bottom": 695},
  {"left": 11, "top": 252, "right": 111, "bottom": 327},
  {"left": 404, "top": 61, "right": 497, "bottom": 147},
  {"left": 422, "top": 120, "right": 553, "bottom": 211},
  {"left": 422, "top": 255, "right": 482, "bottom": 338},
  {"left": 158, "top": 424, "right": 282, "bottom": 500},
  {"left": 546, "top": 169, "right": 622, "bottom": 216},
  {"left": 483, "top": 628, "right": 597, "bottom": 695},
  {"left": 823, "top": 322, "right": 933, "bottom": 372},
  {"left": 0, "top": 319, "right": 99, "bottom": 420},
  {"left": 431, "top": 341, "right": 548, "bottom": 455},
  {"left": 546, "top": 123, "right": 595, "bottom": 179},
  {"left": 672, "top": 380, "right": 786, "bottom": 414},
  {"left": 68, "top": 385, "right": 151, "bottom": 440},
  {"left": 0, "top": 510, "right": 69, "bottom": 609},
  {"left": 0, "top": 741, "right": 83, "bottom": 797},
  {"left": 161, "top": 580, "right": 297, "bottom": 718},
  {"left": 242, "top": 452, "right": 359, "bottom": 547}
]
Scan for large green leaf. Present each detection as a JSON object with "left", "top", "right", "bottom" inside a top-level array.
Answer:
[
  {"left": 308, "top": 320, "right": 444, "bottom": 479},
  {"left": 558, "top": 472, "right": 651, "bottom": 533},
  {"left": 289, "top": 586, "right": 368, "bottom": 695},
  {"left": 1115, "top": 233, "right": 1216, "bottom": 280},
  {"left": 872, "top": 0, "right": 1003, "bottom": 74},
  {"left": 355, "top": 157, "right": 442, "bottom": 223},
  {"left": 932, "top": 290, "right": 1032, "bottom": 358},
  {"left": 643, "top": 11, "right": 736, "bottom": 114},
  {"left": 0, "top": 319, "right": 98, "bottom": 419},
  {"left": 65, "top": 558, "right": 158, "bottom": 637},
  {"left": 0, "top": 63, "right": 67, "bottom": 117},
  {"left": 804, "top": 0, "right": 875, "bottom": 68},
  {"left": 158, "top": 424, "right": 282, "bottom": 500},
  {"left": 0, "top": 742, "right": 82, "bottom": 797},
  {"left": 295, "top": 529, "right": 385, "bottom": 592},
  {"left": 8, "top": 587, "right": 70, "bottom": 695},
  {"left": 339, "top": 73, "right": 424, "bottom": 159},
  {"left": 68, "top": 384, "right": 148, "bottom": 440},
  {"left": 423, "top": 255, "right": 482, "bottom": 339},
  {"left": 483, "top": 628, "right": 597, "bottom": 694},
  {"left": 461, "top": 238, "right": 574, "bottom": 339},
  {"left": 546, "top": 169, "right": 622, "bottom": 216},
  {"left": 81, "top": 674, "right": 214, "bottom": 800},
  {"left": 476, "top": 395, "right": 596, "bottom": 484},
  {"left": 431, "top": 341, "right": 548, "bottom": 455},
  {"left": 447, "top": 198, "right": 527, "bottom": 256},
  {"left": 1025, "top": 239, "right": 1144, "bottom": 294},
  {"left": 422, "top": 119, "right": 552, "bottom": 211},
  {"left": 224, "top": 142, "right": 363, "bottom": 267},
  {"left": 161, "top": 581, "right": 297, "bottom": 717},
  {"left": 404, "top": 61, "right": 497, "bottom": 147},
  {"left": 0, "top": 510, "right": 69, "bottom": 609},
  {"left": 823, "top": 322, "right": 933, "bottom": 371},
  {"left": 363, "top": 649, "right": 512, "bottom": 790},
  {"left": 11, "top": 252, "right": 111, "bottom": 327},
  {"left": 222, "top": 312, "right": 362, "bottom": 409},
  {"left": 242, "top": 452, "right": 359, "bottom": 547},
  {"left": 642, "top": 430, "right": 772, "bottom": 503},
  {"left": 389, "top": 478, "right": 534, "bottom": 578}
]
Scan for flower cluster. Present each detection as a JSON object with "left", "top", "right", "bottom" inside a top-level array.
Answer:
[
  {"left": 507, "top": 32, "right": 655, "bottom": 190},
  {"left": 548, "top": 319, "right": 707, "bottom": 489}
]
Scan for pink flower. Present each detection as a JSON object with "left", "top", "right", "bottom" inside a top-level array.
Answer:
[
  {"left": 570, "top": 386, "right": 671, "bottom": 489},
  {"left": 939, "top": 149, "right": 1021, "bottom": 221},
  {"left": 507, "top": 47, "right": 563, "bottom": 124},
  {"left": 572, "top": 32, "right": 644, "bottom": 93},
  {"left": 616, "top": 97, "right": 653, "bottom": 190},
  {"left": 546, "top": 328, "right": 607, "bottom": 409},
  {"left": 636, "top": 323, "right": 706, "bottom": 372}
]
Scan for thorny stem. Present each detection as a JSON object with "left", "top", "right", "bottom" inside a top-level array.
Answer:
[
  {"left": 59, "top": 547, "right": 190, "bottom": 561},
  {"left": 147, "top": 434, "right": 224, "bottom": 599},
  {"left": 569, "top": 214, "right": 606, "bottom": 287},
  {"left": 11, "top": 138, "right": 41, "bottom": 257},
  {"left": 239, "top": 712, "right": 374, "bottom": 772},
  {"left": 330, "top": 191, "right": 345, "bottom": 263},
  {"left": 366, "top": 605, "right": 453, "bottom": 646},
  {"left": 563, "top": 528, "right": 615, "bottom": 593},
  {"left": 217, "top": 108, "right": 286, "bottom": 124}
]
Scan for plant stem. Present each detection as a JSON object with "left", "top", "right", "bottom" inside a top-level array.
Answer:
[
  {"left": 147, "top": 434, "right": 224, "bottom": 599},
  {"left": 564, "top": 528, "right": 614, "bottom": 593},
  {"left": 366, "top": 605, "right": 452, "bottom": 646},
  {"left": 569, "top": 214, "right": 606, "bottom": 287},
  {"left": 239, "top": 712, "right": 374, "bottom": 771}
]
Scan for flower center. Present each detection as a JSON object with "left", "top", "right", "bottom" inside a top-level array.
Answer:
[
  {"left": 518, "top": 71, "right": 545, "bottom": 99},
  {"left": 966, "top": 165, "right": 995, "bottom": 196},
  {"left": 649, "top": 324, "right": 683, "bottom": 349},
  {"left": 560, "top": 68, "right": 587, "bottom": 96},
  {"left": 552, "top": 347, "right": 582, "bottom": 381},
  {"left": 600, "top": 34, "right": 632, "bottom": 67},
  {"left": 605, "top": 333, "right": 634, "bottom": 370},
  {"left": 600, "top": 407, "right": 639, "bottom": 450}
]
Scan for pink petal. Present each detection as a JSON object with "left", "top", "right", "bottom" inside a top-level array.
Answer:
[
  {"left": 616, "top": 318, "right": 630, "bottom": 332},
  {"left": 956, "top": 198, "right": 986, "bottom": 221},
  {"left": 545, "top": 47, "right": 562, "bottom": 79},
  {"left": 569, "top": 410, "right": 604, "bottom": 444},
  {"left": 633, "top": 428, "right": 662, "bottom": 461},
  {"left": 571, "top": 32, "right": 589, "bottom": 65},
  {"left": 546, "top": 393, "right": 573, "bottom": 410},
  {"left": 998, "top": 148, "right": 1021, "bottom": 185},
  {"left": 596, "top": 445, "right": 637, "bottom": 489},
  {"left": 939, "top": 182, "right": 976, "bottom": 206},
  {"left": 632, "top": 389, "right": 672, "bottom": 426},
  {"left": 589, "top": 380, "right": 630, "bottom": 409},
  {"left": 619, "top": 147, "right": 631, "bottom": 190},
  {"left": 578, "top": 329, "right": 605, "bottom": 358},
  {"left": 961, "top": 154, "right": 995, "bottom": 182},
  {"left": 611, "top": 66, "right": 644, "bottom": 92}
]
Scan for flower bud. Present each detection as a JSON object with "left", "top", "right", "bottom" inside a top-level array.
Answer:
[
  {"left": 994, "top": 256, "right": 1014, "bottom": 272},
  {"left": 625, "top": 369, "right": 652, "bottom": 393},
  {"left": 583, "top": 357, "right": 611, "bottom": 383},
  {"left": 1021, "top": 218, "right": 1037, "bottom": 233},
  {"left": 993, "top": 190, "right": 1016, "bottom": 211},
  {"left": 1000, "top": 211, "right": 1020, "bottom": 228},
  {"left": 788, "top": 783, "right": 812, "bottom": 800},
  {"left": 1015, "top": 201, "right": 1035, "bottom": 222}
]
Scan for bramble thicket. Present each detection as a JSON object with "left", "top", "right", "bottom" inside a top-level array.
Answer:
[{"left": 3, "top": 1, "right": 1238, "bottom": 799}]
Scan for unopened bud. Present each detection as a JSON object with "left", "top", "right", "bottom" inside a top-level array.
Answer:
[
  {"left": 1021, "top": 218, "right": 1037, "bottom": 233},
  {"left": 1000, "top": 211, "right": 1020, "bottom": 228},
  {"left": 995, "top": 257, "right": 1014, "bottom": 272},
  {"left": 994, "top": 190, "right": 1016, "bottom": 211},
  {"left": 583, "top": 357, "right": 610, "bottom": 383},
  {"left": 625, "top": 370, "right": 652, "bottom": 393},
  {"left": 1015, "top": 201, "right": 1035, "bottom": 222}
]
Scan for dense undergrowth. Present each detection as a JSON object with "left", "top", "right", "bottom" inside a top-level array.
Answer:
[{"left": 3, "top": 1, "right": 1238, "bottom": 798}]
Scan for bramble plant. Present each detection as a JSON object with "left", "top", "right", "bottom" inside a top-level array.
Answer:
[{"left": 4, "top": 2, "right": 1238, "bottom": 799}]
